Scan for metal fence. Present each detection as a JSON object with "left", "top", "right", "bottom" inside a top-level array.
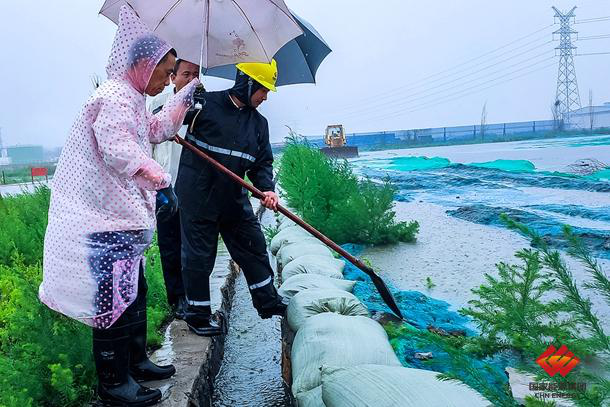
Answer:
[
  {"left": 399, "top": 120, "right": 558, "bottom": 143},
  {"left": 303, "top": 119, "right": 565, "bottom": 148}
]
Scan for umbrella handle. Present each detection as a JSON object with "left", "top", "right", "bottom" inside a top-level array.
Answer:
[{"left": 174, "top": 135, "right": 404, "bottom": 320}]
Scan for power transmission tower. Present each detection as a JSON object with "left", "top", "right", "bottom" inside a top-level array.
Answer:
[{"left": 553, "top": 6, "right": 581, "bottom": 124}]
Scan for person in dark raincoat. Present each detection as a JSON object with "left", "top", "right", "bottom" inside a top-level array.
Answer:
[{"left": 175, "top": 59, "right": 286, "bottom": 336}]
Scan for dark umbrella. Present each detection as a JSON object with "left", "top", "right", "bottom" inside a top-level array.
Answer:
[{"left": 202, "top": 11, "right": 331, "bottom": 86}]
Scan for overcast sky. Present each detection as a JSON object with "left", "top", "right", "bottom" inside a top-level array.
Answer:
[{"left": 1, "top": 0, "right": 609, "bottom": 147}]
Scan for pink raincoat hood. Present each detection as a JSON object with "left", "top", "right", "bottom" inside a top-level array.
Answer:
[{"left": 106, "top": 6, "right": 173, "bottom": 94}]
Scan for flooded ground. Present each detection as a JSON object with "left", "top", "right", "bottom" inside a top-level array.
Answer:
[{"left": 353, "top": 134, "right": 610, "bottom": 324}]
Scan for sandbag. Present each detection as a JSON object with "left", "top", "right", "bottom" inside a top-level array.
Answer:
[
  {"left": 278, "top": 217, "right": 298, "bottom": 230},
  {"left": 277, "top": 237, "right": 324, "bottom": 257},
  {"left": 296, "top": 386, "right": 326, "bottom": 407},
  {"left": 278, "top": 242, "right": 333, "bottom": 269},
  {"left": 321, "top": 364, "right": 492, "bottom": 407},
  {"left": 279, "top": 274, "right": 355, "bottom": 301},
  {"left": 270, "top": 226, "right": 313, "bottom": 255},
  {"left": 291, "top": 313, "right": 400, "bottom": 396},
  {"left": 282, "top": 255, "right": 345, "bottom": 281},
  {"left": 287, "top": 288, "right": 369, "bottom": 332}
]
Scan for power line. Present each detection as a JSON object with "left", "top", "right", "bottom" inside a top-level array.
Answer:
[
  {"left": 365, "top": 12, "right": 603, "bottom": 124},
  {"left": 360, "top": 61, "right": 558, "bottom": 123},
  {"left": 331, "top": 40, "right": 554, "bottom": 119},
  {"left": 338, "top": 24, "right": 556, "bottom": 110},
  {"left": 577, "top": 34, "right": 610, "bottom": 41},
  {"left": 576, "top": 51, "right": 610, "bottom": 56},
  {"left": 336, "top": 50, "right": 556, "bottom": 121},
  {"left": 575, "top": 16, "right": 610, "bottom": 24},
  {"left": 340, "top": 56, "right": 557, "bottom": 124},
  {"left": 342, "top": 37, "right": 554, "bottom": 113}
]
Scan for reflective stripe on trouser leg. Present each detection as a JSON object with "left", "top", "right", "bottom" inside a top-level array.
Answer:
[
  {"left": 186, "top": 299, "right": 211, "bottom": 306},
  {"left": 249, "top": 276, "right": 272, "bottom": 290},
  {"left": 219, "top": 213, "right": 281, "bottom": 310}
]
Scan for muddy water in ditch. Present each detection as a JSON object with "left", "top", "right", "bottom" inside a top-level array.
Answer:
[{"left": 212, "top": 209, "right": 291, "bottom": 407}]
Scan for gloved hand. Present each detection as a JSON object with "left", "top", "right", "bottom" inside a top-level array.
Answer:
[
  {"left": 193, "top": 83, "right": 207, "bottom": 110},
  {"left": 156, "top": 186, "right": 178, "bottom": 222}
]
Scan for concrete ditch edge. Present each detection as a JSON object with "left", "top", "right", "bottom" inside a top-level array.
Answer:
[{"left": 143, "top": 260, "right": 240, "bottom": 407}]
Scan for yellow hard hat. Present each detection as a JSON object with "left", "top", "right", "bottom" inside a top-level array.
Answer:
[{"left": 236, "top": 59, "right": 278, "bottom": 92}]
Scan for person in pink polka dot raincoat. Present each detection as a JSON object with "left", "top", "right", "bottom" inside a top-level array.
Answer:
[{"left": 39, "top": 6, "right": 198, "bottom": 406}]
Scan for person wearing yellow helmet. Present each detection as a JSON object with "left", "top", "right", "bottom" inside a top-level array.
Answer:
[
  {"left": 235, "top": 58, "right": 278, "bottom": 92},
  {"left": 232, "top": 58, "right": 278, "bottom": 107},
  {"left": 175, "top": 59, "right": 285, "bottom": 336}
]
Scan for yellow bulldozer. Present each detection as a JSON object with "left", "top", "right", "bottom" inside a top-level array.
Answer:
[{"left": 320, "top": 124, "right": 359, "bottom": 158}]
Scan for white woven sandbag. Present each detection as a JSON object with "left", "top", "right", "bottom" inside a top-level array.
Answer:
[
  {"left": 278, "top": 242, "right": 333, "bottom": 269},
  {"left": 270, "top": 226, "right": 313, "bottom": 255},
  {"left": 287, "top": 288, "right": 369, "bottom": 332},
  {"left": 291, "top": 313, "right": 400, "bottom": 396},
  {"left": 296, "top": 386, "right": 326, "bottom": 407},
  {"left": 278, "top": 217, "right": 298, "bottom": 230},
  {"left": 277, "top": 237, "right": 324, "bottom": 258},
  {"left": 279, "top": 274, "right": 355, "bottom": 301},
  {"left": 282, "top": 255, "right": 345, "bottom": 281},
  {"left": 321, "top": 364, "right": 492, "bottom": 407}
]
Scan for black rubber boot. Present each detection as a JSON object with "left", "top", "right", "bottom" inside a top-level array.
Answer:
[
  {"left": 129, "top": 296, "right": 176, "bottom": 382},
  {"left": 174, "top": 296, "right": 187, "bottom": 321},
  {"left": 257, "top": 297, "right": 288, "bottom": 319},
  {"left": 184, "top": 305, "right": 224, "bottom": 336},
  {"left": 93, "top": 326, "right": 161, "bottom": 406},
  {"left": 250, "top": 282, "right": 288, "bottom": 319}
]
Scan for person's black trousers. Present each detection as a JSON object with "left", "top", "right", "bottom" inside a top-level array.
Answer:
[
  {"left": 92, "top": 264, "right": 148, "bottom": 385},
  {"left": 156, "top": 208, "right": 185, "bottom": 307},
  {"left": 180, "top": 208, "right": 281, "bottom": 315}
]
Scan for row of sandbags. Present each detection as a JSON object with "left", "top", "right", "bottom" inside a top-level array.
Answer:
[{"left": 272, "top": 214, "right": 492, "bottom": 407}]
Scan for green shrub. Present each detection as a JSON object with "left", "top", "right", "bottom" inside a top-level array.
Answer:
[
  {"left": 277, "top": 138, "right": 418, "bottom": 245},
  {"left": 461, "top": 249, "right": 581, "bottom": 358},
  {"left": 144, "top": 242, "right": 172, "bottom": 347},
  {"left": 381, "top": 222, "right": 610, "bottom": 407},
  {"left": 0, "top": 258, "right": 95, "bottom": 407},
  {"left": 461, "top": 217, "right": 610, "bottom": 406},
  {"left": 262, "top": 223, "right": 280, "bottom": 244},
  {"left": 0, "top": 186, "right": 50, "bottom": 266},
  {"left": 501, "top": 217, "right": 610, "bottom": 353},
  {"left": 0, "top": 189, "right": 172, "bottom": 405}
]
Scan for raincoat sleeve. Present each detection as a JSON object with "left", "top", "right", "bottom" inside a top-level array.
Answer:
[
  {"left": 148, "top": 79, "right": 199, "bottom": 144},
  {"left": 247, "top": 119, "right": 275, "bottom": 193},
  {"left": 92, "top": 96, "right": 170, "bottom": 191}
]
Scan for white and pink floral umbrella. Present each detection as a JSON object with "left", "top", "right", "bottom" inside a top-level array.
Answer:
[{"left": 99, "top": 0, "right": 303, "bottom": 68}]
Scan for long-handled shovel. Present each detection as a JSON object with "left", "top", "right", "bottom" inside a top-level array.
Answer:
[{"left": 175, "top": 135, "right": 404, "bottom": 320}]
